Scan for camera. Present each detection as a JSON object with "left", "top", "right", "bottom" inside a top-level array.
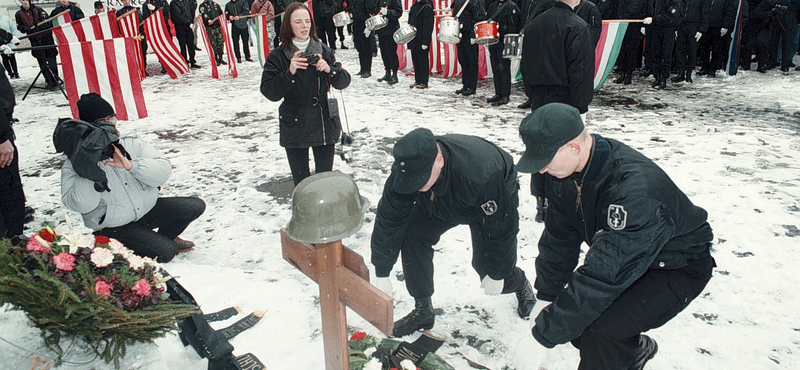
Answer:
[
  {"left": 302, "top": 52, "right": 319, "bottom": 65},
  {"left": 100, "top": 141, "right": 130, "bottom": 161}
]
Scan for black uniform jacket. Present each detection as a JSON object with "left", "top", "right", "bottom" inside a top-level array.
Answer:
[
  {"left": 371, "top": 134, "right": 520, "bottom": 279},
  {"left": 651, "top": 0, "right": 684, "bottom": 28},
  {"left": 51, "top": 3, "right": 85, "bottom": 21},
  {"left": 369, "top": 0, "right": 403, "bottom": 35},
  {"left": 409, "top": 0, "right": 435, "bottom": 47},
  {"left": 521, "top": 2, "right": 594, "bottom": 113},
  {"left": 260, "top": 41, "right": 351, "bottom": 148},
  {"left": 574, "top": 0, "right": 602, "bottom": 47},
  {"left": 616, "top": 0, "right": 649, "bottom": 19},
  {"left": 352, "top": 0, "right": 371, "bottom": 21},
  {"left": 532, "top": 134, "right": 714, "bottom": 348},
  {"left": 451, "top": 0, "right": 487, "bottom": 33},
  {"left": 487, "top": 0, "right": 522, "bottom": 36},
  {"left": 171, "top": 0, "right": 195, "bottom": 26},
  {"left": 199, "top": 0, "right": 224, "bottom": 29},
  {"left": 683, "top": 0, "right": 712, "bottom": 32},
  {"left": 708, "top": 0, "right": 737, "bottom": 28}
]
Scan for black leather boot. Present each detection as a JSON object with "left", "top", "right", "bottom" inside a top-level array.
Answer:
[
  {"left": 670, "top": 71, "right": 685, "bottom": 83},
  {"left": 685, "top": 70, "right": 693, "bottom": 83},
  {"left": 377, "top": 69, "right": 391, "bottom": 82},
  {"left": 622, "top": 71, "right": 632, "bottom": 85},
  {"left": 516, "top": 280, "right": 537, "bottom": 318},
  {"left": 393, "top": 297, "right": 435, "bottom": 337},
  {"left": 656, "top": 76, "right": 666, "bottom": 89},
  {"left": 613, "top": 72, "right": 626, "bottom": 84},
  {"left": 387, "top": 70, "right": 399, "bottom": 85},
  {"left": 629, "top": 334, "right": 659, "bottom": 370},
  {"left": 650, "top": 75, "right": 661, "bottom": 88}
]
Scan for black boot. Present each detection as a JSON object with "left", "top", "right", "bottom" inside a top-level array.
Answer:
[
  {"left": 622, "top": 71, "right": 632, "bottom": 85},
  {"left": 650, "top": 75, "right": 661, "bottom": 88},
  {"left": 377, "top": 69, "right": 391, "bottom": 82},
  {"left": 386, "top": 70, "right": 398, "bottom": 85},
  {"left": 392, "top": 297, "right": 435, "bottom": 337},
  {"left": 534, "top": 196, "right": 547, "bottom": 223},
  {"left": 656, "top": 76, "right": 666, "bottom": 89},
  {"left": 515, "top": 280, "right": 536, "bottom": 318},
  {"left": 670, "top": 71, "right": 685, "bottom": 83},
  {"left": 685, "top": 70, "right": 693, "bottom": 83},
  {"left": 613, "top": 72, "right": 626, "bottom": 84},
  {"left": 640, "top": 68, "right": 653, "bottom": 78},
  {"left": 629, "top": 334, "right": 658, "bottom": 370}
]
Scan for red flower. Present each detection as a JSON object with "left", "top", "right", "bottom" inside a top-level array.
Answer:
[
  {"left": 94, "top": 235, "right": 111, "bottom": 246},
  {"left": 53, "top": 253, "right": 76, "bottom": 271},
  {"left": 349, "top": 331, "right": 367, "bottom": 341},
  {"left": 95, "top": 279, "right": 111, "bottom": 298},
  {"left": 37, "top": 229, "right": 56, "bottom": 242},
  {"left": 132, "top": 279, "right": 152, "bottom": 297}
]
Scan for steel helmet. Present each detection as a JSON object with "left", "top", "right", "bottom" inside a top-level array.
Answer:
[{"left": 286, "top": 171, "right": 370, "bottom": 243}]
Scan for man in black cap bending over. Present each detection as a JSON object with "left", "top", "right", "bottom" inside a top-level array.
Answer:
[
  {"left": 512, "top": 103, "right": 715, "bottom": 370},
  {"left": 55, "top": 93, "right": 205, "bottom": 262},
  {"left": 370, "top": 128, "right": 536, "bottom": 337}
]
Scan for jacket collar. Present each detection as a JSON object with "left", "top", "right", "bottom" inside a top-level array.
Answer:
[
  {"left": 571, "top": 134, "right": 609, "bottom": 186},
  {"left": 283, "top": 38, "right": 323, "bottom": 61},
  {"left": 553, "top": 1, "right": 575, "bottom": 12}
]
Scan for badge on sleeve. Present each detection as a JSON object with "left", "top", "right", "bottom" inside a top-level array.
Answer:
[
  {"left": 607, "top": 204, "right": 627, "bottom": 230},
  {"left": 481, "top": 200, "right": 498, "bottom": 216}
]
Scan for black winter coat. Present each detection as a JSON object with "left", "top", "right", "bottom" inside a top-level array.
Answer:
[
  {"left": 575, "top": 0, "right": 603, "bottom": 48},
  {"left": 51, "top": 3, "right": 84, "bottom": 21},
  {"left": 15, "top": 6, "right": 57, "bottom": 59},
  {"left": 532, "top": 135, "right": 713, "bottom": 348},
  {"left": 352, "top": 0, "right": 371, "bottom": 20},
  {"left": 369, "top": 0, "right": 403, "bottom": 35},
  {"left": 408, "top": 0, "right": 435, "bottom": 47},
  {"left": 370, "top": 134, "right": 520, "bottom": 279},
  {"left": 314, "top": 0, "right": 338, "bottom": 17},
  {"left": 709, "top": 0, "right": 737, "bottom": 28},
  {"left": 683, "top": 0, "right": 712, "bottom": 32},
  {"left": 171, "top": 0, "right": 195, "bottom": 25},
  {"left": 748, "top": 0, "right": 775, "bottom": 31},
  {"left": 225, "top": 0, "right": 250, "bottom": 29},
  {"left": 143, "top": 0, "right": 171, "bottom": 28},
  {"left": 588, "top": 0, "right": 615, "bottom": 19},
  {"left": 260, "top": 40, "right": 351, "bottom": 148},
  {"left": 487, "top": 0, "right": 522, "bottom": 37},
  {"left": 651, "top": 0, "right": 684, "bottom": 28},
  {"left": 451, "top": 0, "right": 487, "bottom": 32},
  {"left": 521, "top": 2, "right": 594, "bottom": 113},
  {"left": 199, "top": 0, "right": 224, "bottom": 29},
  {"left": 616, "top": 0, "right": 649, "bottom": 19}
]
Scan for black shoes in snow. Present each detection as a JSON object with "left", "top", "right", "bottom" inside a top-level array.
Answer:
[
  {"left": 393, "top": 296, "right": 435, "bottom": 337},
  {"left": 515, "top": 280, "right": 537, "bottom": 318},
  {"left": 629, "top": 334, "right": 658, "bottom": 370}
]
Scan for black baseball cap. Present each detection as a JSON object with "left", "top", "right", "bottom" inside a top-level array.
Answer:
[
  {"left": 391, "top": 128, "right": 438, "bottom": 194},
  {"left": 517, "top": 103, "right": 584, "bottom": 173}
]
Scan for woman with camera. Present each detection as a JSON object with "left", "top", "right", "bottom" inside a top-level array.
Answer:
[{"left": 260, "top": 1, "right": 351, "bottom": 186}]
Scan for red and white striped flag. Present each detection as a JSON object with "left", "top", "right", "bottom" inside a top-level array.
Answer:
[
  {"left": 477, "top": 44, "right": 491, "bottom": 79},
  {"left": 441, "top": 42, "right": 459, "bottom": 78},
  {"left": 58, "top": 38, "right": 147, "bottom": 121},
  {"left": 218, "top": 14, "right": 238, "bottom": 78},
  {"left": 195, "top": 15, "right": 219, "bottom": 79},
  {"left": 52, "top": 10, "right": 120, "bottom": 44},
  {"left": 143, "top": 9, "right": 190, "bottom": 79},
  {"left": 117, "top": 9, "right": 145, "bottom": 79},
  {"left": 254, "top": 14, "right": 271, "bottom": 67}
]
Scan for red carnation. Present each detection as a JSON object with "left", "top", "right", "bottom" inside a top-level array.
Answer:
[
  {"left": 38, "top": 229, "right": 56, "bottom": 242},
  {"left": 95, "top": 235, "right": 111, "bottom": 246},
  {"left": 350, "top": 331, "right": 367, "bottom": 341}
]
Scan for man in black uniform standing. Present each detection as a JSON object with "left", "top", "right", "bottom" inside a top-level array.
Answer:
[
  {"left": 451, "top": 0, "right": 486, "bottom": 96},
  {"left": 672, "top": 0, "right": 711, "bottom": 83},
  {"left": 172, "top": 0, "right": 202, "bottom": 68},
  {"left": 351, "top": 0, "right": 373, "bottom": 77},
  {"left": 642, "top": 0, "right": 683, "bottom": 89},
  {"left": 513, "top": 103, "right": 716, "bottom": 370},
  {"left": 486, "top": 0, "right": 521, "bottom": 106},
  {"left": 370, "top": 128, "right": 536, "bottom": 337},
  {"left": 0, "top": 28, "right": 24, "bottom": 242}
]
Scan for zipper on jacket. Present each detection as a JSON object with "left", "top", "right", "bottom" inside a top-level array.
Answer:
[
  {"left": 574, "top": 179, "right": 592, "bottom": 247},
  {"left": 319, "top": 77, "right": 327, "bottom": 145}
]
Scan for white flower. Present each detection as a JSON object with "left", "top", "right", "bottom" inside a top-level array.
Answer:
[
  {"left": 90, "top": 247, "right": 115, "bottom": 268},
  {"left": 400, "top": 359, "right": 416, "bottom": 370},
  {"left": 57, "top": 232, "right": 95, "bottom": 254},
  {"left": 126, "top": 254, "right": 146, "bottom": 271},
  {"left": 54, "top": 223, "right": 71, "bottom": 236},
  {"left": 108, "top": 238, "right": 129, "bottom": 256},
  {"left": 363, "top": 347, "right": 376, "bottom": 358},
  {"left": 363, "top": 358, "right": 383, "bottom": 370}
]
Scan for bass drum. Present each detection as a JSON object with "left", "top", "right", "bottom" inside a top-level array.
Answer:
[
  {"left": 473, "top": 20, "right": 499, "bottom": 45},
  {"left": 365, "top": 14, "right": 388, "bottom": 31},
  {"left": 393, "top": 23, "right": 417, "bottom": 45},
  {"left": 437, "top": 16, "right": 461, "bottom": 44},
  {"left": 502, "top": 33, "right": 523, "bottom": 59},
  {"left": 332, "top": 11, "right": 353, "bottom": 28}
]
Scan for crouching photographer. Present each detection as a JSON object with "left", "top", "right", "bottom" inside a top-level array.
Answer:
[{"left": 54, "top": 93, "right": 205, "bottom": 262}]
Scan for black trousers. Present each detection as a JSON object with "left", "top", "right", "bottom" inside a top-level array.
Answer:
[
  {"left": 285, "top": 143, "right": 335, "bottom": 185},
  {"left": 336, "top": 24, "right": 345, "bottom": 42},
  {"left": 650, "top": 26, "right": 676, "bottom": 78},
  {"left": 399, "top": 193, "right": 526, "bottom": 299},
  {"left": 457, "top": 30, "right": 479, "bottom": 89},
  {"left": 697, "top": 26, "right": 729, "bottom": 72},
  {"left": 353, "top": 22, "right": 372, "bottom": 73},
  {"left": 571, "top": 256, "right": 715, "bottom": 370},
  {"left": 489, "top": 41, "right": 511, "bottom": 97},
  {"left": 378, "top": 32, "right": 399, "bottom": 71},
  {"left": 618, "top": 25, "right": 643, "bottom": 73},
  {"left": 273, "top": 16, "right": 282, "bottom": 48},
  {"left": 755, "top": 28, "right": 772, "bottom": 68},
  {"left": 2, "top": 54, "right": 17, "bottom": 76},
  {"left": 316, "top": 15, "right": 337, "bottom": 50},
  {"left": 675, "top": 23, "right": 700, "bottom": 72},
  {"left": 770, "top": 11, "right": 799, "bottom": 68},
  {"left": 34, "top": 55, "right": 58, "bottom": 85},
  {"left": 175, "top": 23, "right": 197, "bottom": 64},
  {"left": 96, "top": 197, "right": 206, "bottom": 262},
  {"left": 231, "top": 26, "right": 251, "bottom": 60},
  {"left": 0, "top": 140, "right": 25, "bottom": 239},
  {"left": 409, "top": 41, "right": 430, "bottom": 85}
]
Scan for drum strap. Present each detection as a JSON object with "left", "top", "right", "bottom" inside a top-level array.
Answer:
[{"left": 489, "top": 1, "right": 511, "bottom": 22}]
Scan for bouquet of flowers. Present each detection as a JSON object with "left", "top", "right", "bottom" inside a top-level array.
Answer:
[
  {"left": 0, "top": 219, "right": 198, "bottom": 369},
  {"left": 348, "top": 331, "right": 455, "bottom": 370}
]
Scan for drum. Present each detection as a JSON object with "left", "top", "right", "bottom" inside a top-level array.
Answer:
[
  {"left": 473, "top": 21, "right": 499, "bottom": 45},
  {"left": 365, "top": 14, "right": 388, "bottom": 31},
  {"left": 393, "top": 23, "right": 417, "bottom": 45},
  {"left": 332, "top": 11, "right": 353, "bottom": 28},
  {"left": 502, "top": 33, "right": 523, "bottom": 59},
  {"left": 437, "top": 16, "right": 461, "bottom": 44}
]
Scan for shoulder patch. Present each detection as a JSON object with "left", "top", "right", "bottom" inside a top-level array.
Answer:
[
  {"left": 671, "top": 8, "right": 676, "bottom": 13},
  {"left": 481, "top": 200, "right": 498, "bottom": 216},
  {"left": 607, "top": 204, "right": 627, "bottom": 230}
]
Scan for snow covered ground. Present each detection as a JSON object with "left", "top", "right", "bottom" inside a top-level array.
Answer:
[{"left": 1, "top": 36, "right": 800, "bottom": 370}]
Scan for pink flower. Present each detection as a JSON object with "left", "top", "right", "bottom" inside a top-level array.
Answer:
[
  {"left": 26, "top": 236, "right": 50, "bottom": 254},
  {"left": 95, "top": 280, "right": 111, "bottom": 298},
  {"left": 90, "top": 247, "right": 115, "bottom": 268},
  {"left": 132, "top": 279, "right": 151, "bottom": 297},
  {"left": 53, "top": 253, "right": 76, "bottom": 271},
  {"left": 350, "top": 331, "right": 367, "bottom": 341}
]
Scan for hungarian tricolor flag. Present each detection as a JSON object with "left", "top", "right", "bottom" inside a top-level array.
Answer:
[
  {"left": 143, "top": 9, "right": 190, "bottom": 79},
  {"left": 51, "top": 10, "right": 119, "bottom": 44},
  {"left": 254, "top": 14, "right": 271, "bottom": 67},
  {"left": 726, "top": 0, "right": 746, "bottom": 76},
  {"left": 58, "top": 38, "right": 148, "bottom": 121},
  {"left": 593, "top": 20, "right": 628, "bottom": 90}
]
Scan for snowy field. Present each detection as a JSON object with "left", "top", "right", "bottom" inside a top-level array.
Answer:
[{"left": 1, "top": 35, "right": 800, "bottom": 370}]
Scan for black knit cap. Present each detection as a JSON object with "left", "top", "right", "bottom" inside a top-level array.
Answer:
[
  {"left": 77, "top": 93, "right": 115, "bottom": 123},
  {"left": 516, "top": 103, "right": 584, "bottom": 174},
  {"left": 391, "top": 128, "right": 438, "bottom": 194},
  {"left": 94, "top": 1, "right": 103, "bottom": 8}
]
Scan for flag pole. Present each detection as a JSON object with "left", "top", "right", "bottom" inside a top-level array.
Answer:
[
  {"left": 602, "top": 19, "right": 647, "bottom": 23},
  {"left": 18, "top": 10, "right": 71, "bottom": 41}
]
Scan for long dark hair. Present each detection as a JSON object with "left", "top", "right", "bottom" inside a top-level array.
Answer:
[{"left": 278, "top": 2, "right": 319, "bottom": 51}]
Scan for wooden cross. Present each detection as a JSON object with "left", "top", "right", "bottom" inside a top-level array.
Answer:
[{"left": 280, "top": 228, "right": 394, "bottom": 370}]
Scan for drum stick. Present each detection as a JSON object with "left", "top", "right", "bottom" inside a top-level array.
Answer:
[
  {"left": 455, "top": 0, "right": 470, "bottom": 18},
  {"left": 602, "top": 19, "right": 647, "bottom": 23}
]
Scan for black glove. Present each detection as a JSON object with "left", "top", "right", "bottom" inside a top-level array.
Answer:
[{"left": 19, "top": 25, "right": 30, "bottom": 34}]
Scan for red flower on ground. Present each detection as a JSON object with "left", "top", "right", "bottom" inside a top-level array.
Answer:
[
  {"left": 37, "top": 229, "right": 56, "bottom": 242},
  {"left": 53, "top": 253, "right": 76, "bottom": 271},
  {"left": 95, "top": 279, "right": 111, "bottom": 298},
  {"left": 132, "top": 279, "right": 152, "bottom": 297},
  {"left": 26, "top": 237, "right": 50, "bottom": 254},
  {"left": 94, "top": 235, "right": 111, "bottom": 246},
  {"left": 350, "top": 331, "right": 367, "bottom": 341}
]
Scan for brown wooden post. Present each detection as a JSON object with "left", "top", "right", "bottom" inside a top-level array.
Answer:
[{"left": 315, "top": 240, "right": 349, "bottom": 370}]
